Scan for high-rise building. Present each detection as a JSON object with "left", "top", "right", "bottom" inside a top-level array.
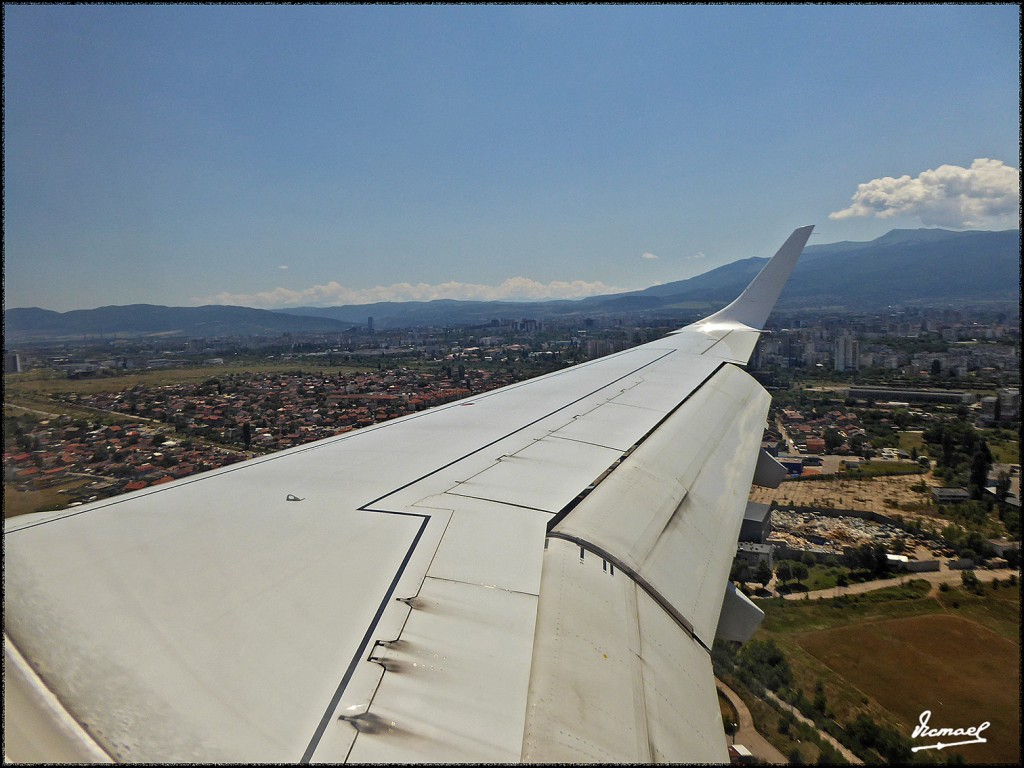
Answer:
[
  {"left": 4, "top": 351, "right": 22, "bottom": 374},
  {"left": 834, "top": 335, "right": 859, "bottom": 372}
]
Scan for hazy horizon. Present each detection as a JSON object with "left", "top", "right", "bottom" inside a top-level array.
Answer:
[
  {"left": 5, "top": 226, "right": 1020, "bottom": 315},
  {"left": 4, "top": 5, "right": 1019, "bottom": 313}
]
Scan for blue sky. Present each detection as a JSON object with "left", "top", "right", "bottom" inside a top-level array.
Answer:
[{"left": 3, "top": 4, "right": 1019, "bottom": 312}]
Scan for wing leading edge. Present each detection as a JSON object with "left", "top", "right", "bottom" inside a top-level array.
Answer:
[{"left": 3, "top": 226, "right": 812, "bottom": 763}]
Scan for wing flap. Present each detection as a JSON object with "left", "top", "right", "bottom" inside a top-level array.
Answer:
[
  {"left": 342, "top": 579, "right": 539, "bottom": 763},
  {"left": 414, "top": 496, "right": 549, "bottom": 594},
  {"left": 552, "top": 363, "right": 770, "bottom": 648},
  {"left": 521, "top": 538, "right": 725, "bottom": 763}
]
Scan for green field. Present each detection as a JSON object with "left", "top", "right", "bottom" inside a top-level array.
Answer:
[
  {"left": 755, "top": 580, "right": 1020, "bottom": 764},
  {"left": 987, "top": 439, "right": 1021, "bottom": 465},
  {"left": 774, "top": 559, "right": 849, "bottom": 592},
  {"left": 3, "top": 361, "right": 372, "bottom": 398},
  {"left": 898, "top": 430, "right": 925, "bottom": 452}
]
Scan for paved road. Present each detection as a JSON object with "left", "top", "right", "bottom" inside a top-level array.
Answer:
[
  {"left": 4, "top": 403, "right": 66, "bottom": 419},
  {"left": 777, "top": 567, "right": 1018, "bottom": 601},
  {"left": 716, "top": 679, "right": 789, "bottom": 765}
]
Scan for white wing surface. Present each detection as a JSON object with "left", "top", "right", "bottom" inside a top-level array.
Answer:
[{"left": 4, "top": 225, "right": 813, "bottom": 763}]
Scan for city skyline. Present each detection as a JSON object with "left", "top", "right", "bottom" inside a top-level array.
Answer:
[{"left": 3, "top": 4, "right": 1020, "bottom": 312}]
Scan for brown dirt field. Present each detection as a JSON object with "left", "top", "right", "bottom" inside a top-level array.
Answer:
[
  {"left": 798, "top": 613, "right": 1021, "bottom": 764},
  {"left": 749, "top": 473, "right": 939, "bottom": 517}
]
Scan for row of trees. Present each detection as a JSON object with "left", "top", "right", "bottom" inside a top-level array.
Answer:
[
  {"left": 729, "top": 559, "right": 773, "bottom": 588},
  {"left": 923, "top": 419, "right": 993, "bottom": 498}
]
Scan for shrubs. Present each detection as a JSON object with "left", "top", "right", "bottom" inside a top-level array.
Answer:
[
  {"left": 960, "top": 569, "right": 986, "bottom": 596},
  {"left": 735, "top": 638, "right": 793, "bottom": 695},
  {"left": 845, "top": 712, "right": 913, "bottom": 763}
]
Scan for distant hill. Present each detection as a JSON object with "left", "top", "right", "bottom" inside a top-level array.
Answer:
[
  {"left": 5, "top": 228, "right": 1018, "bottom": 338},
  {"left": 781, "top": 228, "right": 1019, "bottom": 307},
  {"left": 4, "top": 304, "right": 357, "bottom": 341},
  {"left": 276, "top": 228, "right": 1018, "bottom": 326},
  {"left": 618, "top": 228, "right": 1020, "bottom": 311}
]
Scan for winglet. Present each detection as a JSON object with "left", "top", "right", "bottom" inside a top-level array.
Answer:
[{"left": 696, "top": 225, "right": 814, "bottom": 331}]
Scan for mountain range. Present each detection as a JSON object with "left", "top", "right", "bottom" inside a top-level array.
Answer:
[
  {"left": 5, "top": 228, "right": 1019, "bottom": 340},
  {"left": 4, "top": 304, "right": 358, "bottom": 341}
]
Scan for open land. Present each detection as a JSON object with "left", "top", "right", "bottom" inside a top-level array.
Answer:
[
  {"left": 800, "top": 612, "right": 1019, "bottom": 764},
  {"left": 749, "top": 472, "right": 940, "bottom": 516},
  {"left": 757, "top": 581, "right": 1020, "bottom": 765}
]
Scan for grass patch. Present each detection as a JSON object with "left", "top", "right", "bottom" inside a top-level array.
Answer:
[
  {"left": 934, "top": 579, "right": 1021, "bottom": 641},
  {"left": 3, "top": 362, "right": 372, "bottom": 398},
  {"left": 761, "top": 581, "right": 935, "bottom": 635},
  {"left": 841, "top": 461, "right": 925, "bottom": 479},
  {"left": 987, "top": 439, "right": 1020, "bottom": 465},
  {"left": 4, "top": 480, "right": 91, "bottom": 518},
  {"left": 775, "top": 560, "right": 851, "bottom": 592},
  {"left": 898, "top": 431, "right": 925, "bottom": 451}
]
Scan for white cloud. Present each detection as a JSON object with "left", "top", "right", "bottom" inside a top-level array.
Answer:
[
  {"left": 641, "top": 252, "right": 659, "bottom": 260},
  {"left": 278, "top": 265, "right": 289, "bottom": 270},
  {"left": 196, "top": 276, "right": 619, "bottom": 308},
  {"left": 690, "top": 251, "right": 706, "bottom": 260},
  {"left": 829, "top": 158, "right": 1020, "bottom": 227}
]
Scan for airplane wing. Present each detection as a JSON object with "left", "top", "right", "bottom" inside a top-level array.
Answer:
[{"left": 4, "top": 225, "right": 813, "bottom": 763}]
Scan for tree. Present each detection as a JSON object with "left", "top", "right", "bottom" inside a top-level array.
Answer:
[
  {"left": 755, "top": 560, "right": 773, "bottom": 588},
  {"left": 995, "top": 470, "right": 1011, "bottom": 503},
  {"left": 722, "top": 716, "right": 738, "bottom": 743},
  {"left": 824, "top": 427, "right": 843, "bottom": 453},
  {"left": 969, "top": 441, "right": 993, "bottom": 499},
  {"left": 778, "top": 713, "right": 793, "bottom": 735},
  {"left": 793, "top": 563, "right": 809, "bottom": 584},
  {"left": 853, "top": 542, "right": 890, "bottom": 577},
  {"left": 961, "top": 569, "right": 983, "bottom": 594},
  {"left": 813, "top": 680, "right": 828, "bottom": 713},
  {"left": 736, "top": 638, "right": 792, "bottom": 693},
  {"left": 777, "top": 561, "right": 792, "bottom": 585},
  {"left": 730, "top": 561, "right": 750, "bottom": 584}
]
